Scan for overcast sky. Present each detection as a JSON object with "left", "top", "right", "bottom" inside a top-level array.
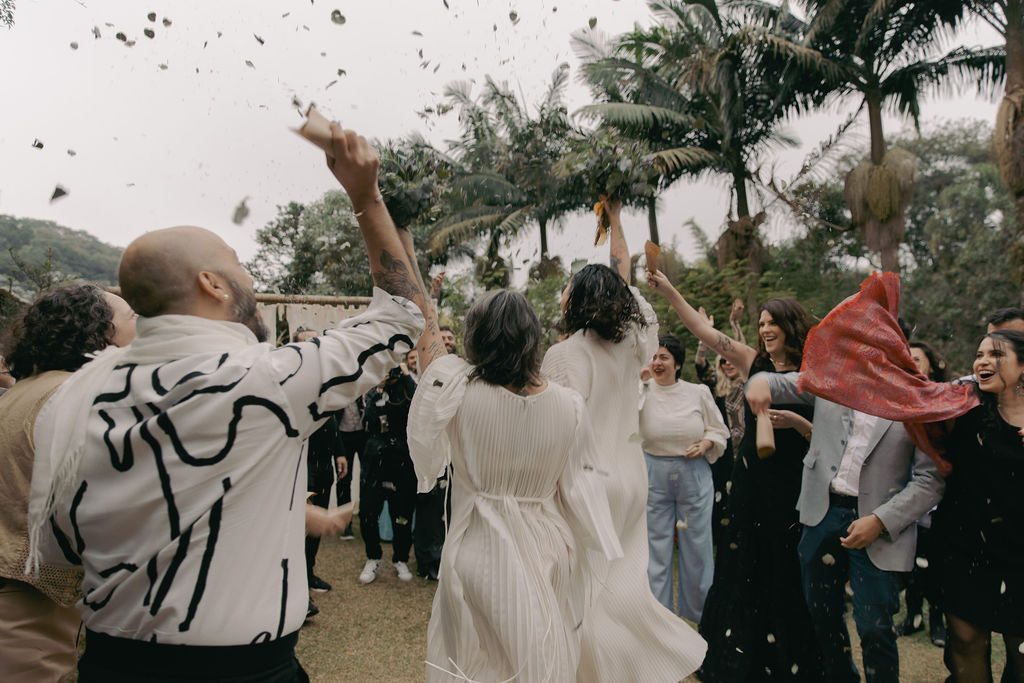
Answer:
[{"left": 0, "top": 0, "right": 1004, "bottom": 280}]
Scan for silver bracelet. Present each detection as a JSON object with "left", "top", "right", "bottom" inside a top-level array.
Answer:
[{"left": 353, "top": 194, "right": 384, "bottom": 218}]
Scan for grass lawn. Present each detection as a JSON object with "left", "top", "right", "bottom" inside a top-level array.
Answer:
[{"left": 296, "top": 521, "right": 1006, "bottom": 682}]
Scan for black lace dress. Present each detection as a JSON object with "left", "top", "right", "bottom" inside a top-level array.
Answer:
[{"left": 698, "top": 357, "right": 825, "bottom": 681}]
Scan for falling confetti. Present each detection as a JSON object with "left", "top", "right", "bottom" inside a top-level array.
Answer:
[
  {"left": 92, "top": 26, "right": 101, "bottom": 39},
  {"left": 144, "top": 28, "right": 155, "bottom": 38},
  {"left": 31, "top": 139, "right": 43, "bottom": 149},
  {"left": 70, "top": 41, "right": 78, "bottom": 50},
  {"left": 912, "top": 614, "right": 923, "bottom": 628},
  {"left": 791, "top": 664, "right": 800, "bottom": 675},
  {"left": 67, "top": 149, "right": 76, "bottom": 156},
  {"left": 714, "top": 491, "right": 722, "bottom": 503},
  {"left": 675, "top": 519, "right": 687, "bottom": 531},
  {"left": 232, "top": 198, "right": 250, "bottom": 225},
  {"left": 915, "top": 557, "right": 929, "bottom": 569},
  {"left": 325, "top": 80, "right": 337, "bottom": 89},
  {"left": 589, "top": 17, "right": 597, "bottom": 29},
  {"left": 412, "top": 30, "right": 423, "bottom": 36},
  {"left": 254, "top": 33, "right": 264, "bottom": 45},
  {"left": 1001, "top": 581, "right": 1007, "bottom": 594},
  {"left": 509, "top": 11, "right": 519, "bottom": 24},
  {"left": 162, "top": 17, "right": 172, "bottom": 27},
  {"left": 115, "top": 32, "right": 127, "bottom": 42},
  {"left": 725, "top": 629, "right": 731, "bottom": 637},
  {"left": 330, "top": 10, "right": 346, "bottom": 25},
  {"left": 158, "top": 63, "right": 168, "bottom": 70},
  {"left": 821, "top": 553, "right": 835, "bottom": 566},
  {"left": 245, "top": 60, "right": 255, "bottom": 68},
  {"left": 766, "top": 633, "right": 776, "bottom": 644},
  {"left": 147, "top": 12, "right": 156, "bottom": 21},
  {"left": 337, "top": 68, "right": 346, "bottom": 76},
  {"left": 50, "top": 185, "right": 68, "bottom": 202},
  {"left": 442, "top": 0, "right": 449, "bottom": 8}
]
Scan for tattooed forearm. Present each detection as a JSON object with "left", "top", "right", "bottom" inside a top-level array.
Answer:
[
  {"left": 715, "top": 332, "right": 734, "bottom": 355},
  {"left": 609, "top": 253, "right": 623, "bottom": 277},
  {"left": 372, "top": 249, "right": 424, "bottom": 302}
]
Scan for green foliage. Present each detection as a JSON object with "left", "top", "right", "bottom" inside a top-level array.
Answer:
[
  {"left": 376, "top": 137, "right": 450, "bottom": 230},
  {"left": 1, "top": 0, "right": 14, "bottom": 29},
  {"left": 0, "top": 216, "right": 121, "bottom": 298},
  {"left": 247, "top": 192, "right": 372, "bottom": 296},
  {"left": 524, "top": 265, "right": 569, "bottom": 352},
  {"left": 558, "top": 129, "right": 661, "bottom": 205}
]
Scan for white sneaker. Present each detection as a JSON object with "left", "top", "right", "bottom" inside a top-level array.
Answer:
[
  {"left": 394, "top": 561, "right": 413, "bottom": 581},
  {"left": 359, "top": 559, "right": 381, "bottom": 584}
]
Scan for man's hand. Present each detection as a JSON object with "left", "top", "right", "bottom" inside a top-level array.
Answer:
[
  {"left": 840, "top": 514, "right": 884, "bottom": 549},
  {"left": 336, "top": 456, "right": 349, "bottom": 479},
  {"left": 325, "top": 122, "right": 381, "bottom": 212},
  {"left": 430, "top": 271, "right": 445, "bottom": 299},
  {"left": 729, "top": 298, "right": 744, "bottom": 326},
  {"left": 745, "top": 374, "right": 772, "bottom": 414},
  {"left": 305, "top": 502, "right": 354, "bottom": 537}
]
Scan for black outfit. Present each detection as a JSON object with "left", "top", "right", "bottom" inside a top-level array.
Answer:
[
  {"left": 698, "top": 358, "right": 825, "bottom": 682},
  {"left": 334, "top": 399, "right": 365, "bottom": 512},
  {"left": 360, "top": 375, "right": 417, "bottom": 563},
  {"left": 304, "top": 413, "right": 344, "bottom": 581},
  {"left": 709, "top": 392, "right": 735, "bottom": 549},
  {"left": 413, "top": 473, "right": 447, "bottom": 580},
  {"left": 930, "top": 404, "right": 1024, "bottom": 637}
]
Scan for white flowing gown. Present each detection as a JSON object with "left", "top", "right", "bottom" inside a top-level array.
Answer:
[
  {"left": 408, "top": 355, "right": 623, "bottom": 683},
  {"left": 541, "top": 286, "right": 708, "bottom": 683}
]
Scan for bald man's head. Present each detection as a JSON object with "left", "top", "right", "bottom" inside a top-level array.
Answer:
[{"left": 119, "top": 226, "right": 235, "bottom": 317}]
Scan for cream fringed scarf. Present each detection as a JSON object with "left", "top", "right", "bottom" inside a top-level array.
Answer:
[{"left": 26, "top": 314, "right": 260, "bottom": 576}]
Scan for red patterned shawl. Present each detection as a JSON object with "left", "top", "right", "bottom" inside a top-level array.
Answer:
[{"left": 796, "top": 272, "right": 979, "bottom": 476}]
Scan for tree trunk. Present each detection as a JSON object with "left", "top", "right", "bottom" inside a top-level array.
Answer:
[
  {"left": 647, "top": 196, "right": 660, "bottom": 244},
  {"left": 538, "top": 217, "right": 549, "bottom": 259},
  {"left": 997, "top": 2, "right": 1024, "bottom": 302},
  {"left": 866, "top": 89, "right": 887, "bottom": 165}
]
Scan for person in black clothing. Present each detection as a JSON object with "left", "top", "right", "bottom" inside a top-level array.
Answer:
[
  {"left": 357, "top": 367, "right": 418, "bottom": 584},
  {"left": 333, "top": 398, "right": 365, "bottom": 540}
]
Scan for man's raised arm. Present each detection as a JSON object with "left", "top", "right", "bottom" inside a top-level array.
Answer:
[{"left": 324, "top": 123, "right": 444, "bottom": 374}]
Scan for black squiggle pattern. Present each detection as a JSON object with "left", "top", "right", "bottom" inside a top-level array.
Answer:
[
  {"left": 140, "top": 421, "right": 180, "bottom": 539},
  {"left": 152, "top": 353, "right": 229, "bottom": 395},
  {"left": 158, "top": 396, "right": 299, "bottom": 467},
  {"left": 251, "top": 632, "right": 272, "bottom": 644},
  {"left": 50, "top": 516, "right": 81, "bottom": 566},
  {"left": 93, "top": 365, "right": 136, "bottom": 405},
  {"left": 143, "top": 557, "right": 158, "bottom": 607},
  {"left": 98, "top": 562, "right": 138, "bottom": 578},
  {"left": 315, "top": 333, "right": 414, "bottom": 397},
  {"left": 274, "top": 345, "right": 304, "bottom": 386},
  {"left": 149, "top": 526, "right": 192, "bottom": 616},
  {"left": 178, "top": 477, "right": 231, "bottom": 632},
  {"left": 165, "top": 376, "right": 246, "bottom": 409},
  {"left": 99, "top": 410, "right": 134, "bottom": 471},
  {"left": 69, "top": 481, "right": 88, "bottom": 554},
  {"left": 276, "top": 558, "right": 289, "bottom": 639},
  {"left": 83, "top": 584, "right": 117, "bottom": 611},
  {"left": 288, "top": 445, "right": 303, "bottom": 512}
]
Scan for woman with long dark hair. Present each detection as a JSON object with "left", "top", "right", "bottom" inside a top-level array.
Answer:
[
  {"left": 541, "top": 199, "right": 707, "bottom": 683},
  {"left": 646, "top": 269, "right": 825, "bottom": 682},
  {"left": 408, "top": 290, "right": 621, "bottom": 682},
  {"left": 929, "top": 330, "right": 1024, "bottom": 681}
]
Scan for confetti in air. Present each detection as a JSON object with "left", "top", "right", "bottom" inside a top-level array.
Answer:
[{"left": 821, "top": 553, "right": 835, "bottom": 566}]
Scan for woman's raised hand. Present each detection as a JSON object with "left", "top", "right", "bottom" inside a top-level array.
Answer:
[{"left": 646, "top": 269, "right": 674, "bottom": 296}]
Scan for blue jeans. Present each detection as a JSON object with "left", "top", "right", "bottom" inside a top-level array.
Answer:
[
  {"left": 798, "top": 505, "right": 901, "bottom": 683},
  {"left": 644, "top": 452, "right": 714, "bottom": 621}
]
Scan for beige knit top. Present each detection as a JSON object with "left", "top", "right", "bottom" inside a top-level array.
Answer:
[{"left": 0, "top": 371, "right": 82, "bottom": 605}]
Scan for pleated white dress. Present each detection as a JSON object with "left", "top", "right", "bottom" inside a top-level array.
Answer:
[
  {"left": 541, "top": 287, "right": 708, "bottom": 683},
  {"left": 408, "top": 355, "right": 623, "bottom": 683}
]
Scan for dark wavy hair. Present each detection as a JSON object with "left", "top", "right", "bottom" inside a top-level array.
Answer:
[
  {"left": 657, "top": 334, "right": 686, "bottom": 379},
  {"left": 909, "top": 341, "right": 947, "bottom": 382},
  {"left": 465, "top": 290, "right": 542, "bottom": 390},
  {"left": 756, "top": 298, "right": 813, "bottom": 369},
  {"left": 563, "top": 264, "right": 646, "bottom": 343},
  {"left": 977, "top": 330, "right": 1024, "bottom": 432},
  {"left": 3, "top": 284, "right": 115, "bottom": 379}
]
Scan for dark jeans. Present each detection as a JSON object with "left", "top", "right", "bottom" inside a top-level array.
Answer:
[
  {"left": 798, "top": 505, "right": 901, "bottom": 683},
  {"left": 335, "top": 431, "right": 365, "bottom": 508},
  {"left": 413, "top": 480, "right": 446, "bottom": 577},
  {"left": 359, "top": 439, "right": 416, "bottom": 563}
]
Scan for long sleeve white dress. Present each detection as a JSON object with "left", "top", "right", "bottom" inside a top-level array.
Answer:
[
  {"left": 408, "top": 355, "right": 623, "bottom": 683},
  {"left": 541, "top": 287, "right": 707, "bottom": 683}
]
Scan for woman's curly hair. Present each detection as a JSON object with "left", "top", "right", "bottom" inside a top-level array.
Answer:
[
  {"left": 755, "top": 298, "right": 813, "bottom": 369},
  {"left": 3, "top": 283, "right": 115, "bottom": 379},
  {"left": 563, "top": 264, "right": 647, "bottom": 343}
]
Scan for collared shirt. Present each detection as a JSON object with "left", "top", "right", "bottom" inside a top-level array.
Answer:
[{"left": 829, "top": 409, "right": 881, "bottom": 497}]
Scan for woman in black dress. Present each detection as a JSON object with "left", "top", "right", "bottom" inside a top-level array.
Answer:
[
  {"left": 930, "top": 330, "right": 1024, "bottom": 681},
  {"left": 646, "top": 270, "right": 824, "bottom": 681}
]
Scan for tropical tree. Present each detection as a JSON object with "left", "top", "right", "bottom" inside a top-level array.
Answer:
[
  {"left": 431, "top": 70, "right": 588, "bottom": 272},
  {"left": 799, "top": 0, "right": 1004, "bottom": 272},
  {"left": 573, "top": 0, "right": 825, "bottom": 270}
]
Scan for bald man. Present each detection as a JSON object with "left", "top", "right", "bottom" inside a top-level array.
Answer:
[{"left": 29, "top": 126, "right": 443, "bottom": 682}]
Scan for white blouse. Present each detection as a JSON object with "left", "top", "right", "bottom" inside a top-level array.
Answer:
[{"left": 639, "top": 380, "right": 729, "bottom": 462}]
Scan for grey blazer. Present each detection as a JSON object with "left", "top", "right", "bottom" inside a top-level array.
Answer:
[{"left": 763, "top": 372, "right": 945, "bottom": 573}]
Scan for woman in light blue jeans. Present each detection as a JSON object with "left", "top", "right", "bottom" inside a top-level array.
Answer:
[{"left": 640, "top": 334, "right": 728, "bottom": 621}]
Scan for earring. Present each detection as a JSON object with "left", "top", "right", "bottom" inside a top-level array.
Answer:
[{"left": 223, "top": 294, "right": 229, "bottom": 301}]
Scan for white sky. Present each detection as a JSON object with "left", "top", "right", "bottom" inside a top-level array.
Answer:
[{"left": 0, "top": 0, "right": 1005, "bottom": 281}]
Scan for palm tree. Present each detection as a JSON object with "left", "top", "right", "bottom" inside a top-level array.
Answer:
[
  {"left": 800, "top": 0, "right": 1004, "bottom": 272},
  {"left": 430, "top": 71, "right": 587, "bottom": 266},
  {"left": 573, "top": 0, "right": 825, "bottom": 269}
]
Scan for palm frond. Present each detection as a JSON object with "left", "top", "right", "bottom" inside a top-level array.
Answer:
[
  {"left": 650, "top": 147, "right": 722, "bottom": 173},
  {"left": 575, "top": 102, "right": 696, "bottom": 129}
]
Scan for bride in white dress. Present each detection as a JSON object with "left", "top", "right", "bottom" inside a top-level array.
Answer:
[
  {"left": 541, "top": 200, "right": 707, "bottom": 682},
  {"left": 408, "top": 290, "right": 622, "bottom": 682}
]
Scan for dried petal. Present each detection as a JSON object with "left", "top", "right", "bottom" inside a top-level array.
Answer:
[
  {"left": 50, "top": 185, "right": 68, "bottom": 202},
  {"left": 31, "top": 139, "right": 44, "bottom": 149},
  {"left": 588, "top": 16, "right": 597, "bottom": 29},
  {"left": 70, "top": 41, "right": 79, "bottom": 50},
  {"left": 330, "top": 10, "right": 346, "bottom": 24},
  {"left": 147, "top": 12, "right": 156, "bottom": 21},
  {"left": 144, "top": 28, "right": 155, "bottom": 38},
  {"left": 821, "top": 553, "right": 835, "bottom": 566}
]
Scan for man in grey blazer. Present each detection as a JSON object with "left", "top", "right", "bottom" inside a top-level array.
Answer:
[{"left": 747, "top": 372, "right": 945, "bottom": 683}]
